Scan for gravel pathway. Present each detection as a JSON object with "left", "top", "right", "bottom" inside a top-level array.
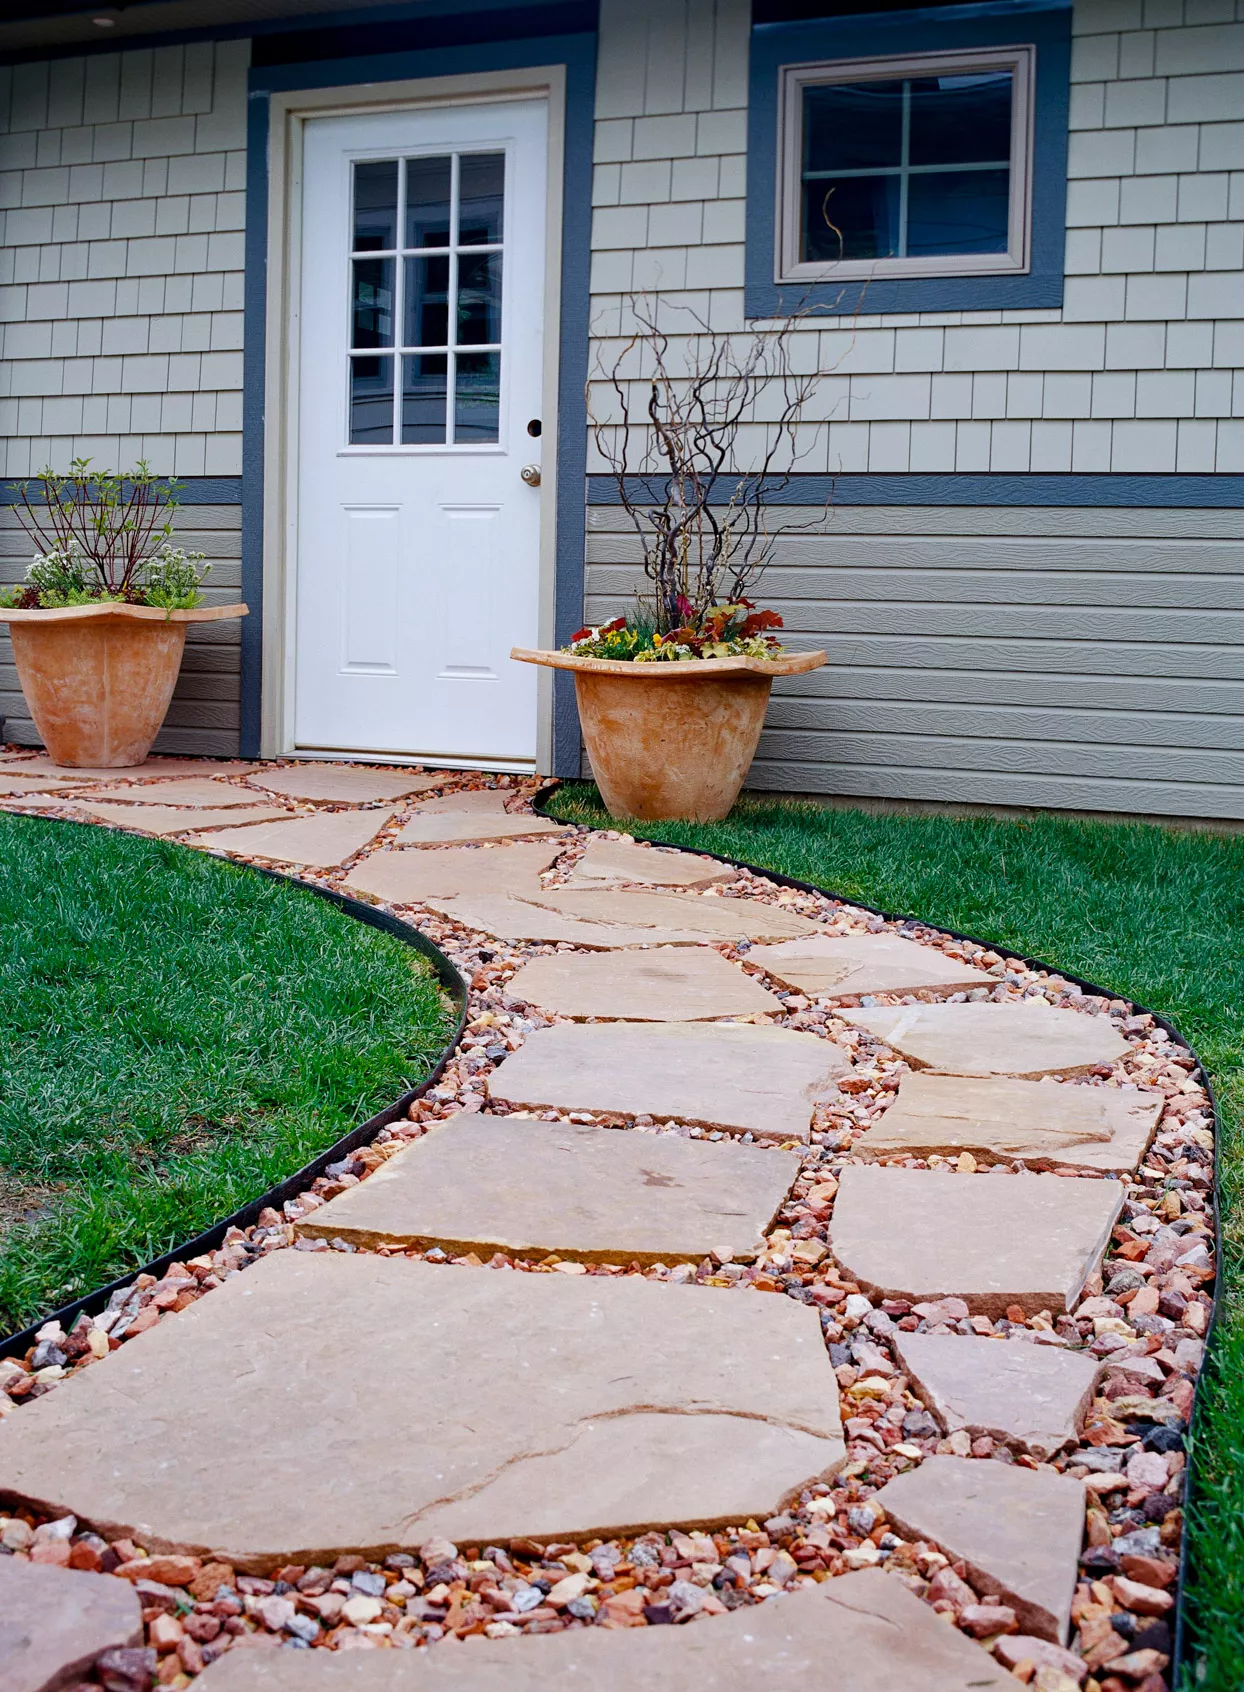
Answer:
[{"left": 0, "top": 751, "right": 1215, "bottom": 1692}]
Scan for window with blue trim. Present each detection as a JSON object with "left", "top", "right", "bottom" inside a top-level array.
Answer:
[{"left": 746, "top": 0, "right": 1072, "bottom": 318}]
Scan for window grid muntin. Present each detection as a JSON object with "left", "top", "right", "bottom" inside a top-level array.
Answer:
[
  {"left": 777, "top": 45, "right": 1032, "bottom": 284},
  {"left": 347, "top": 149, "right": 504, "bottom": 448}
]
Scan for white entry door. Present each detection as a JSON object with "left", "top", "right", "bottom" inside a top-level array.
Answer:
[{"left": 294, "top": 99, "right": 547, "bottom": 763}]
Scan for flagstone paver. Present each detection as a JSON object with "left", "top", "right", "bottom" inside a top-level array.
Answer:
[
  {"left": 873, "top": 1457, "right": 1086, "bottom": 1642},
  {"left": 2, "top": 756, "right": 259, "bottom": 780},
  {"left": 342, "top": 841, "right": 562, "bottom": 905},
  {"left": 0, "top": 772, "right": 80, "bottom": 796},
  {"left": 414, "top": 789, "right": 515, "bottom": 813},
  {"left": 828, "top": 1165, "right": 1125, "bottom": 1314},
  {"left": 892, "top": 1331, "right": 1102, "bottom": 1459},
  {"left": 566, "top": 836, "right": 735, "bottom": 889},
  {"left": 0, "top": 1556, "right": 143, "bottom": 1692},
  {"left": 414, "top": 890, "right": 718, "bottom": 946},
  {"left": 504, "top": 946, "right": 784, "bottom": 1020},
  {"left": 192, "top": 1570, "right": 1010, "bottom": 1692},
  {"left": 487, "top": 1021, "right": 850, "bottom": 1140},
  {"left": 869, "top": 1071, "right": 1164, "bottom": 1172},
  {"left": 294, "top": 1113, "right": 802, "bottom": 1262},
  {"left": 186, "top": 808, "right": 397, "bottom": 869},
  {"left": 246, "top": 766, "right": 445, "bottom": 803},
  {"left": 749, "top": 933, "right": 994, "bottom": 999},
  {"left": 846, "top": 1001, "right": 1131, "bottom": 1077},
  {"left": 70, "top": 801, "right": 293, "bottom": 837},
  {"left": 84, "top": 778, "right": 278, "bottom": 808},
  {"left": 395, "top": 810, "right": 571, "bottom": 845},
  {"left": 0, "top": 1251, "right": 845, "bottom": 1563},
  {"left": 533, "top": 888, "right": 821, "bottom": 942}
]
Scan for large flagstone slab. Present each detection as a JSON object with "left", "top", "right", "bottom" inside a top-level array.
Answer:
[
  {"left": 3, "top": 756, "right": 258, "bottom": 780},
  {"left": 343, "top": 842, "right": 562, "bottom": 905},
  {"left": 0, "top": 1555, "right": 143, "bottom": 1692},
  {"left": 73, "top": 801, "right": 292, "bottom": 836},
  {"left": 0, "top": 772, "right": 80, "bottom": 796},
  {"left": 488, "top": 1021, "right": 850, "bottom": 1141},
  {"left": 84, "top": 778, "right": 276, "bottom": 808},
  {"left": 295, "top": 1113, "right": 801, "bottom": 1262},
  {"left": 892, "top": 1331, "right": 1102, "bottom": 1459},
  {"left": 246, "top": 765, "right": 444, "bottom": 803},
  {"left": 193, "top": 1570, "right": 1009, "bottom": 1692},
  {"left": 748, "top": 933, "right": 994, "bottom": 999},
  {"left": 873, "top": 1458, "right": 1085, "bottom": 1643},
  {"left": 846, "top": 1002, "right": 1130, "bottom": 1077},
  {"left": 412, "top": 892, "right": 718, "bottom": 947},
  {"left": 566, "top": 836, "right": 735, "bottom": 889},
  {"left": 827, "top": 1166, "right": 1124, "bottom": 1314},
  {"left": 186, "top": 808, "right": 397, "bottom": 868},
  {"left": 868, "top": 1072, "right": 1164, "bottom": 1172},
  {"left": 504, "top": 947, "right": 784, "bottom": 1020},
  {"left": 415, "top": 788, "right": 516, "bottom": 813},
  {"left": 0, "top": 1252, "right": 844, "bottom": 1565},
  {"left": 532, "top": 888, "right": 821, "bottom": 942},
  {"left": 395, "top": 810, "right": 571, "bottom": 845}
]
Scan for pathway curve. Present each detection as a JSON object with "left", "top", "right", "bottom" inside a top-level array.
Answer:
[{"left": 0, "top": 751, "right": 1215, "bottom": 1692}]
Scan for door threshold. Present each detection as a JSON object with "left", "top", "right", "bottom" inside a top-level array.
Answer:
[{"left": 287, "top": 748, "right": 538, "bottom": 776}]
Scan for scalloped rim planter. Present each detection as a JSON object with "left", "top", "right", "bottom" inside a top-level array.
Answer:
[
  {"left": 512, "top": 645, "right": 827, "bottom": 822},
  {"left": 0, "top": 601, "right": 248, "bottom": 768}
]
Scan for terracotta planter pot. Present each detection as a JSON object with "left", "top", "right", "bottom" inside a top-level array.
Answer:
[
  {"left": 0, "top": 602, "right": 248, "bottom": 768},
  {"left": 512, "top": 645, "right": 826, "bottom": 821}
]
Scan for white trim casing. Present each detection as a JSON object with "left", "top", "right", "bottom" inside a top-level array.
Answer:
[
  {"left": 260, "top": 67, "right": 567, "bottom": 769},
  {"left": 776, "top": 46, "right": 1035, "bottom": 286}
]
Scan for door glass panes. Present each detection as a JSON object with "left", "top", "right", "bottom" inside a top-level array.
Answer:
[
  {"left": 800, "top": 69, "right": 1013, "bottom": 263},
  {"left": 348, "top": 150, "right": 505, "bottom": 445}
]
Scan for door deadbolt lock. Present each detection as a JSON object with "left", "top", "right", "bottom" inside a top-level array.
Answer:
[{"left": 520, "top": 463, "right": 542, "bottom": 487}]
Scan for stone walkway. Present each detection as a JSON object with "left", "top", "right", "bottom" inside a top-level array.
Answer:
[{"left": 0, "top": 751, "right": 1215, "bottom": 1692}]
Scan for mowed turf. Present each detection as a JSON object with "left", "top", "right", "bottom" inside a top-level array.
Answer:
[
  {"left": 0, "top": 813, "right": 454, "bottom": 1334},
  {"left": 544, "top": 782, "right": 1244, "bottom": 1692}
]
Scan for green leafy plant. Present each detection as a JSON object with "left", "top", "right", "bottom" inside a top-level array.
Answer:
[
  {"left": 8, "top": 459, "right": 210, "bottom": 611},
  {"left": 568, "top": 600, "right": 786, "bottom": 663}
]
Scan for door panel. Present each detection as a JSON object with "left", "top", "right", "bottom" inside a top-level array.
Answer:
[{"left": 294, "top": 99, "right": 547, "bottom": 761}]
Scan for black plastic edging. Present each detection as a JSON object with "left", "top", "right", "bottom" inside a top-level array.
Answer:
[
  {"left": 0, "top": 814, "right": 468, "bottom": 1361},
  {"left": 532, "top": 780, "right": 1222, "bottom": 1684}
]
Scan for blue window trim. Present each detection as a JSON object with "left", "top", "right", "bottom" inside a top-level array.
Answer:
[
  {"left": 745, "top": 0, "right": 1072, "bottom": 319},
  {"left": 243, "top": 29, "right": 596, "bottom": 772}
]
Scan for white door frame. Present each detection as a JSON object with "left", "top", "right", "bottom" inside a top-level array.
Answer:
[{"left": 261, "top": 67, "right": 566, "bottom": 770}]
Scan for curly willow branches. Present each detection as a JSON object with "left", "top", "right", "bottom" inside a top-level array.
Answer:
[{"left": 587, "top": 295, "right": 845, "bottom": 634}]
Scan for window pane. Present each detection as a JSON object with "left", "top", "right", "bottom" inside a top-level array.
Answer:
[
  {"left": 350, "top": 356, "right": 394, "bottom": 444},
  {"left": 351, "top": 257, "right": 394, "bottom": 348},
  {"left": 458, "top": 151, "right": 505, "bottom": 245},
  {"left": 802, "top": 174, "right": 901, "bottom": 262},
  {"left": 353, "top": 160, "right": 397, "bottom": 252},
  {"left": 456, "top": 252, "right": 502, "bottom": 346},
  {"left": 803, "top": 81, "right": 903, "bottom": 173},
  {"left": 907, "top": 167, "right": 1010, "bottom": 255},
  {"left": 909, "top": 71, "right": 1013, "bottom": 167},
  {"left": 405, "top": 155, "right": 452, "bottom": 249},
  {"left": 455, "top": 350, "right": 500, "bottom": 442},
  {"left": 402, "top": 353, "right": 448, "bottom": 444},
  {"left": 404, "top": 255, "right": 450, "bottom": 347}
]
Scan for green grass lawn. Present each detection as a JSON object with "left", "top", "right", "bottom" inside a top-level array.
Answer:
[
  {"left": 0, "top": 813, "right": 454, "bottom": 1335},
  {"left": 545, "top": 783, "right": 1244, "bottom": 1692}
]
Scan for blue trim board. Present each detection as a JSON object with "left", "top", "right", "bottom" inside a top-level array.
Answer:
[
  {"left": 587, "top": 473, "right": 1244, "bottom": 508},
  {"left": 0, "top": 477, "right": 243, "bottom": 505},
  {"left": 243, "top": 31, "right": 597, "bottom": 773},
  {"left": 745, "top": 0, "right": 1072, "bottom": 319}
]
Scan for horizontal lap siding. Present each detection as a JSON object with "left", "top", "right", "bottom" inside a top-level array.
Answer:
[
  {"left": 584, "top": 503, "right": 1244, "bottom": 819},
  {"left": 0, "top": 502, "right": 242, "bottom": 756}
]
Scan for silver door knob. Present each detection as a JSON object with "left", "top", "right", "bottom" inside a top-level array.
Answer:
[{"left": 520, "top": 463, "right": 541, "bottom": 487}]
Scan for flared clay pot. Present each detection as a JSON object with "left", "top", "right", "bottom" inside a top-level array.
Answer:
[
  {"left": 0, "top": 601, "right": 248, "bottom": 768},
  {"left": 512, "top": 645, "right": 826, "bottom": 822}
]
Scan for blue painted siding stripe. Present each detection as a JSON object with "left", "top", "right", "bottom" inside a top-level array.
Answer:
[
  {"left": 587, "top": 474, "right": 1244, "bottom": 508},
  {"left": 0, "top": 477, "right": 244, "bottom": 505}
]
